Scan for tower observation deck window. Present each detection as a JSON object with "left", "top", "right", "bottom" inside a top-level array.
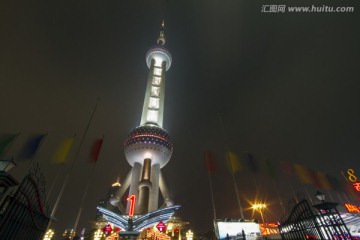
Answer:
[
  {"left": 149, "top": 97, "right": 159, "bottom": 109},
  {"left": 152, "top": 77, "right": 161, "bottom": 85},
  {"left": 151, "top": 87, "right": 160, "bottom": 97},
  {"left": 147, "top": 110, "right": 158, "bottom": 123},
  {"left": 153, "top": 68, "right": 162, "bottom": 76}
]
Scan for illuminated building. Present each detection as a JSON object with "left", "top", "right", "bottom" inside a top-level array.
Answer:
[
  {"left": 43, "top": 229, "right": 54, "bottom": 240},
  {"left": 97, "top": 21, "right": 180, "bottom": 231},
  {"left": 96, "top": 177, "right": 121, "bottom": 220}
]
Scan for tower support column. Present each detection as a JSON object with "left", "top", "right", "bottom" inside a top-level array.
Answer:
[
  {"left": 137, "top": 158, "right": 152, "bottom": 214},
  {"left": 149, "top": 163, "right": 160, "bottom": 211},
  {"left": 127, "top": 162, "right": 142, "bottom": 214}
]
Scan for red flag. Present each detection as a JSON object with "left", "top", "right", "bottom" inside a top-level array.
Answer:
[
  {"left": 204, "top": 150, "right": 217, "bottom": 173},
  {"left": 90, "top": 138, "right": 103, "bottom": 163}
]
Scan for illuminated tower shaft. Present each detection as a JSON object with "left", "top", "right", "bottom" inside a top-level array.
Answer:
[
  {"left": 122, "top": 22, "right": 174, "bottom": 215},
  {"left": 140, "top": 56, "right": 166, "bottom": 127}
]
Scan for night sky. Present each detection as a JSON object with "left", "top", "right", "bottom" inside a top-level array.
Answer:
[{"left": 1, "top": 0, "right": 360, "bottom": 236}]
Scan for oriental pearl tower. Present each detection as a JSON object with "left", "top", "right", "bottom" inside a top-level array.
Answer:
[{"left": 102, "top": 22, "right": 179, "bottom": 229}]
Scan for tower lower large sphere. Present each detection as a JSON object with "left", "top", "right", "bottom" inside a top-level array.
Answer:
[{"left": 124, "top": 125, "right": 173, "bottom": 168}]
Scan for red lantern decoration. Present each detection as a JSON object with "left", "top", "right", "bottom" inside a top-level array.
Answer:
[
  {"left": 102, "top": 224, "right": 113, "bottom": 235},
  {"left": 156, "top": 221, "right": 166, "bottom": 232}
]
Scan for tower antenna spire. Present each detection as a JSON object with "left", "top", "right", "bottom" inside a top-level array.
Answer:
[{"left": 157, "top": 20, "right": 166, "bottom": 46}]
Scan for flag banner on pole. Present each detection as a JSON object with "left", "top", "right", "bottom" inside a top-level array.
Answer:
[
  {"left": 265, "top": 159, "right": 278, "bottom": 180},
  {"left": 294, "top": 164, "right": 314, "bottom": 184},
  {"left": 18, "top": 134, "right": 46, "bottom": 160},
  {"left": 327, "top": 175, "right": 343, "bottom": 192},
  {"left": 52, "top": 137, "right": 74, "bottom": 164},
  {"left": 244, "top": 153, "right": 258, "bottom": 173},
  {"left": 204, "top": 150, "right": 217, "bottom": 173},
  {"left": 0, "top": 133, "right": 17, "bottom": 156},
  {"left": 90, "top": 138, "right": 103, "bottom": 163},
  {"left": 226, "top": 151, "right": 241, "bottom": 173},
  {"left": 316, "top": 171, "right": 332, "bottom": 190},
  {"left": 309, "top": 169, "right": 323, "bottom": 188}
]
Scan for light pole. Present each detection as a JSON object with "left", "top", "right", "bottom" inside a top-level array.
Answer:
[{"left": 251, "top": 203, "right": 267, "bottom": 223}]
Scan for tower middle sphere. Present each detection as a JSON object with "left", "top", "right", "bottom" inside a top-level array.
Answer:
[{"left": 124, "top": 125, "right": 173, "bottom": 168}]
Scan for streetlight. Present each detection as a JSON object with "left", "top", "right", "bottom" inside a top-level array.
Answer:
[
  {"left": 315, "top": 191, "right": 326, "bottom": 202},
  {"left": 251, "top": 203, "right": 267, "bottom": 223}
]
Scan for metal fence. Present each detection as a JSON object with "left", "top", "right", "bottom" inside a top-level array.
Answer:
[
  {"left": 0, "top": 163, "right": 49, "bottom": 239},
  {"left": 279, "top": 199, "right": 353, "bottom": 239}
]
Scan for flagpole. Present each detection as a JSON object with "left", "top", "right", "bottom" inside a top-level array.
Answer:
[
  {"left": 46, "top": 97, "right": 100, "bottom": 231},
  {"left": 219, "top": 116, "right": 244, "bottom": 219},
  {"left": 73, "top": 163, "right": 97, "bottom": 235},
  {"left": 230, "top": 157, "right": 244, "bottom": 219},
  {"left": 288, "top": 182, "right": 299, "bottom": 203},
  {"left": 272, "top": 180, "right": 285, "bottom": 214},
  {"left": 73, "top": 136, "right": 104, "bottom": 235},
  {"left": 207, "top": 161, "right": 217, "bottom": 221},
  {"left": 46, "top": 167, "right": 62, "bottom": 202}
]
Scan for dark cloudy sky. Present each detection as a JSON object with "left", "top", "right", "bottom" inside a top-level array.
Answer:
[{"left": 1, "top": 0, "right": 360, "bottom": 236}]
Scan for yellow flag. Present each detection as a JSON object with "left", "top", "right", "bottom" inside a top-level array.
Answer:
[
  {"left": 294, "top": 164, "right": 313, "bottom": 184},
  {"left": 227, "top": 151, "right": 241, "bottom": 173},
  {"left": 53, "top": 138, "right": 74, "bottom": 164}
]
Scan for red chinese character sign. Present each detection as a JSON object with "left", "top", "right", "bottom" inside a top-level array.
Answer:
[
  {"left": 353, "top": 182, "right": 360, "bottom": 192},
  {"left": 102, "top": 224, "right": 113, "bottom": 235},
  {"left": 156, "top": 221, "right": 166, "bottom": 232},
  {"left": 127, "top": 194, "right": 136, "bottom": 217},
  {"left": 344, "top": 203, "right": 360, "bottom": 213}
]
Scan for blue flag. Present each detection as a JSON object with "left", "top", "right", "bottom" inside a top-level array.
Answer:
[{"left": 18, "top": 134, "right": 46, "bottom": 160}]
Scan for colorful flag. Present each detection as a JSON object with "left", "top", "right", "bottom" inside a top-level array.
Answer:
[
  {"left": 316, "top": 171, "right": 331, "bottom": 190},
  {"left": 327, "top": 175, "right": 343, "bottom": 192},
  {"left": 204, "top": 150, "right": 217, "bottom": 173},
  {"left": 226, "top": 151, "right": 241, "bottom": 173},
  {"left": 294, "top": 164, "right": 313, "bottom": 184},
  {"left": 0, "top": 133, "right": 17, "bottom": 156},
  {"left": 18, "top": 134, "right": 46, "bottom": 160},
  {"left": 244, "top": 153, "right": 258, "bottom": 173},
  {"left": 52, "top": 137, "right": 74, "bottom": 164},
  {"left": 90, "top": 138, "right": 103, "bottom": 163},
  {"left": 265, "top": 159, "right": 278, "bottom": 180}
]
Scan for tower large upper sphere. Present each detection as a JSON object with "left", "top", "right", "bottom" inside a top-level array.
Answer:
[{"left": 124, "top": 125, "right": 173, "bottom": 168}]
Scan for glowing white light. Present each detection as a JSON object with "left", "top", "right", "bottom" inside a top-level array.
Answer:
[
  {"left": 154, "top": 57, "right": 163, "bottom": 67},
  {"left": 152, "top": 76, "right": 161, "bottom": 85},
  {"left": 147, "top": 110, "right": 158, "bottom": 123},
  {"left": 151, "top": 86, "right": 160, "bottom": 97},
  {"left": 43, "top": 229, "right": 54, "bottom": 240},
  {"left": 93, "top": 229, "right": 104, "bottom": 240},
  {"left": 186, "top": 230, "right": 194, "bottom": 240},
  {"left": 149, "top": 97, "right": 159, "bottom": 109},
  {"left": 153, "top": 68, "right": 162, "bottom": 76},
  {"left": 144, "top": 153, "right": 152, "bottom": 159}
]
